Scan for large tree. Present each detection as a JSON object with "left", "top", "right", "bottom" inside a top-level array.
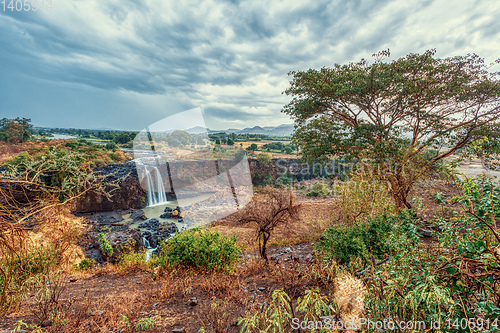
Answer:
[
  {"left": 0, "top": 117, "right": 33, "bottom": 143},
  {"left": 283, "top": 50, "right": 500, "bottom": 209}
]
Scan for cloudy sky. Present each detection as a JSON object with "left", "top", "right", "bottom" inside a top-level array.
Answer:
[{"left": 1, "top": 0, "right": 499, "bottom": 131}]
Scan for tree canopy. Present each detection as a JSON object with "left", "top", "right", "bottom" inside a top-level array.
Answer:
[
  {"left": 0, "top": 117, "right": 33, "bottom": 143},
  {"left": 283, "top": 50, "right": 500, "bottom": 208}
]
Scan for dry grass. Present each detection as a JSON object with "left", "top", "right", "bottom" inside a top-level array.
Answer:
[{"left": 334, "top": 273, "right": 366, "bottom": 331}]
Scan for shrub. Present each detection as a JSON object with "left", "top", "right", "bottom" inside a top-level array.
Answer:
[
  {"left": 73, "top": 258, "right": 96, "bottom": 271},
  {"left": 98, "top": 233, "right": 113, "bottom": 260},
  {"left": 105, "top": 142, "right": 118, "bottom": 151},
  {"left": 317, "top": 213, "right": 394, "bottom": 265},
  {"left": 0, "top": 246, "right": 61, "bottom": 316},
  {"left": 64, "top": 141, "right": 78, "bottom": 149},
  {"left": 306, "top": 182, "right": 331, "bottom": 197},
  {"left": 256, "top": 152, "right": 271, "bottom": 166},
  {"left": 110, "top": 152, "right": 126, "bottom": 162},
  {"left": 338, "top": 173, "right": 394, "bottom": 224},
  {"left": 238, "top": 188, "right": 300, "bottom": 261},
  {"left": 117, "top": 244, "right": 149, "bottom": 275},
  {"left": 158, "top": 228, "right": 240, "bottom": 273}
]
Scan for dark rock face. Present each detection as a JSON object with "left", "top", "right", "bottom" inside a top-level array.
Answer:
[
  {"left": 139, "top": 218, "right": 160, "bottom": 230},
  {"left": 159, "top": 222, "right": 179, "bottom": 237},
  {"left": 142, "top": 231, "right": 158, "bottom": 248},
  {"left": 73, "top": 162, "right": 147, "bottom": 213},
  {"left": 139, "top": 219, "right": 178, "bottom": 249},
  {"left": 79, "top": 228, "right": 143, "bottom": 264}
]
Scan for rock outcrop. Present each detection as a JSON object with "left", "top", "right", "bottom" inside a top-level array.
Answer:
[{"left": 73, "top": 162, "right": 147, "bottom": 213}]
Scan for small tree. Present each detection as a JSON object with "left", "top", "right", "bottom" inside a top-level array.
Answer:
[
  {"left": 238, "top": 188, "right": 300, "bottom": 261},
  {"left": 256, "top": 152, "right": 272, "bottom": 166},
  {"left": 283, "top": 50, "right": 500, "bottom": 209},
  {"left": 98, "top": 233, "right": 113, "bottom": 262},
  {"left": 246, "top": 143, "right": 258, "bottom": 151}
]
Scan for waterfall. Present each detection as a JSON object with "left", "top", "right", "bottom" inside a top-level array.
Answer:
[
  {"left": 143, "top": 237, "right": 151, "bottom": 249},
  {"left": 143, "top": 236, "right": 156, "bottom": 262},
  {"left": 144, "top": 166, "right": 167, "bottom": 206}
]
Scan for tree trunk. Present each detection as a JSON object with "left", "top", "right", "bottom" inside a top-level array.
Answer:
[
  {"left": 388, "top": 175, "right": 412, "bottom": 212},
  {"left": 259, "top": 233, "right": 270, "bottom": 262}
]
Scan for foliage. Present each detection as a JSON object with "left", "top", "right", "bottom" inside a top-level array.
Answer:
[
  {"left": 305, "top": 182, "right": 331, "bottom": 197},
  {"left": 158, "top": 228, "right": 240, "bottom": 273},
  {"left": 344, "top": 178, "right": 500, "bottom": 332},
  {"left": 239, "top": 288, "right": 335, "bottom": 333},
  {"left": 135, "top": 315, "right": 160, "bottom": 331},
  {"left": 43, "top": 127, "right": 137, "bottom": 144},
  {"left": 261, "top": 142, "right": 296, "bottom": 153},
  {"left": 3, "top": 149, "right": 91, "bottom": 203},
  {"left": 73, "top": 258, "right": 96, "bottom": 271},
  {"left": 432, "top": 178, "right": 500, "bottom": 326},
  {"left": 283, "top": 49, "right": 500, "bottom": 209},
  {"left": 0, "top": 246, "right": 61, "bottom": 316},
  {"left": 0, "top": 117, "right": 33, "bottom": 143},
  {"left": 199, "top": 297, "right": 231, "bottom": 333},
  {"left": 246, "top": 143, "right": 258, "bottom": 151},
  {"left": 98, "top": 233, "right": 114, "bottom": 258},
  {"left": 117, "top": 245, "right": 150, "bottom": 275},
  {"left": 105, "top": 141, "right": 119, "bottom": 151},
  {"left": 337, "top": 172, "right": 395, "bottom": 223},
  {"left": 318, "top": 213, "right": 394, "bottom": 265},
  {"left": 256, "top": 152, "right": 272, "bottom": 166},
  {"left": 238, "top": 188, "right": 301, "bottom": 261}
]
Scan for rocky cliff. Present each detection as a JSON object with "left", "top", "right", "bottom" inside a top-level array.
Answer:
[{"left": 73, "top": 162, "right": 147, "bottom": 213}]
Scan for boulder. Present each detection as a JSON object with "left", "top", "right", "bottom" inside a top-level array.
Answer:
[
  {"left": 138, "top": 218, "right": 160, "bottom": 231},
  {"left": 160, "top": 212, "right": 172, "bottom": 219},
  {"left": 131, "top": 210, "right": 147, "bottom": 221},
  {"left": 157, "top": 222, "right": 178, "bottom": 239}
]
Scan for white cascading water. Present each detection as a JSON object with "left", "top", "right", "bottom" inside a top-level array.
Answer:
[
  {"left": 143, "top": 237, "right": 155, "bottom": 262},
  {"left": 144, "top": 166, "right": 167, "bottom": 206}
]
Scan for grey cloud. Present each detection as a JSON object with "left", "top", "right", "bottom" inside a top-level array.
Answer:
[{"left": 1, "top": 0, "right": 499, "bottom": 130}]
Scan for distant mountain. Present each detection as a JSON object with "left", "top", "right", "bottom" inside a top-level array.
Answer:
[
  {"left": 185, "top": 126, "right": 208, "bottom": 134},
  {"left": 272, "top": 124, "right": 294, "bottom": 136},
  {"left": 208, "top": 123, "right": 294, "bottom": 137},
  {"left": 239, "top": 126, "right": 268, "bottom": 134}
]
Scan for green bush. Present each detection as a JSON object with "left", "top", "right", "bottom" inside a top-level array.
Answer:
[
  {"left": 0, "top": 247, "right": 61, "bottom": 315},
  {"left": 157, "top": 228, "right": 240, "bottom": 273},
  {"left": 105, "top": 142, "right": 119, "bottom": 151},
  {"left": 317, "top": 213, "right": 395, "bottom": 265},
  {"left": 64, "top": 141, "right": 79, "bottom": 149},
  {"left": 98, "top": 233, "right": 113, "bottom": 259},
  {"left": 306, "top": 182, "right": 331, "bottom": 197},
  {"left": 73, "top": 258, "right": 96, "bottom": 271},
  {"left": 246, "top": 143, "right": 258, "bottom": 151},
  {"left": 117, "top": 250, "right": 149, "bottom": 275},
  {"left": 256, "top": 152, "right": 271, "bottom": 166}
]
